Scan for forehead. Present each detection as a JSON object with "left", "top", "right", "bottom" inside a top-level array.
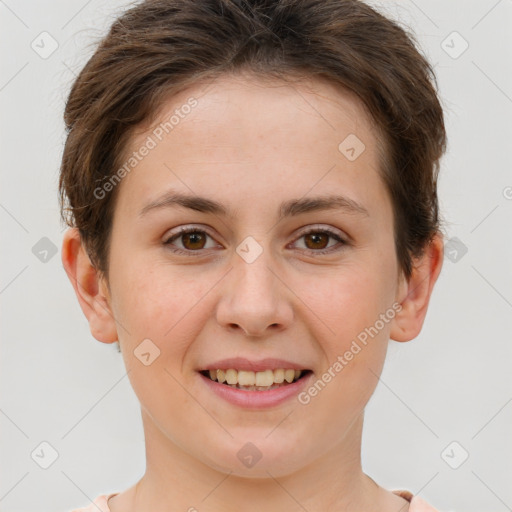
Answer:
[
  {"left": 140, "top": 72, "right": 379, "bottom": 147},
  {"left": 125, "top": 71, "right": 382, "bottom": 155},
  {"left": 115, "top": 73, "right": 388, "bottom": 222}
]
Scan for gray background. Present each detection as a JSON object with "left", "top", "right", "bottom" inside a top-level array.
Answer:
[{"left": 1, "top": 0, "right": 511, "bottom": 511}]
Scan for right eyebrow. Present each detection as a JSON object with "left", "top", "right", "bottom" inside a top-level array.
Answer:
[{"left": 138, "top": 190, "right": 370, "bottom": 220}]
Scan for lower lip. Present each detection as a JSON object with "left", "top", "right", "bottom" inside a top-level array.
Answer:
[{"left": 198, "top": 371, "right": 313, "bottom": 409}]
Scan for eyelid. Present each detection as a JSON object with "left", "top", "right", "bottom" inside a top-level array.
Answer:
[
  {"left": 163, "top": 225, "right": 221, "bottom": 252},
  {"left": 295, "top": 223, "right": 346, "bottom": 238},
  {"left": 290, "top": 224, "right": 348, "bottom": 253},
  {"left": 163, "top": 223, "right": 349, "bottom": 255}
]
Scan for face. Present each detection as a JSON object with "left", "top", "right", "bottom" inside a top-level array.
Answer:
[{"left": 101, "top": 73, "right": 404, "bottom": 477}]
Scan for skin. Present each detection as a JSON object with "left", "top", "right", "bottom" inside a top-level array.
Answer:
[{"left": 62, "top": 72, "right": 443, "bottom": 512}]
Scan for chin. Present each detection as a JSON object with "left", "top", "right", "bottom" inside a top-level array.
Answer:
[{"left": 197, "top": 435, "right": 309, "bottom": 479}]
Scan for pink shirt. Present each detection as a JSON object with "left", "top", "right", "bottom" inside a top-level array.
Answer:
[{"left": 70, "top": 489, "right": 440, "bottom": 511}]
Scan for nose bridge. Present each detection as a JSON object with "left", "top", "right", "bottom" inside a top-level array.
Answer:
[
  {"left": 215, "top": 235, "right": 292, "bottom": 336},
  {"left": 232, "top": 234, "right": 279, "bottom": 301}
]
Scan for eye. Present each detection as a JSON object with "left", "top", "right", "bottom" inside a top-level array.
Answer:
[
  {"left": 163, "top": 226, "right": 219, "bottom": 255},
  {"left": 163, "top": 225, "right": 348, "bottom": 256},
  {"left": 291, "top": 226, "right": 347, "bottom": 255}
]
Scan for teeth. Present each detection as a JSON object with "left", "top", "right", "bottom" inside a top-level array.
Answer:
[
  {"left": 204, "top": 368, "right": 305, "bottom": 387},
  {"left": 274, "top": 368, "right": 284, "bottom": 383},
  {"left": 285, "top": 369, "right": 295, "bottom": 383},
  {"left": 255, "top": 369, "right": 274, "bottom": 387},
  {"left": 238, "top": 370, "right": 256, "bottom": 386},
  {"left": 225, "top": 369, "right": 238, "bottom": 385}
]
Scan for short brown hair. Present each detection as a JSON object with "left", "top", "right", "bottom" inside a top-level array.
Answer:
[{"left": 59, "top": 0, "right": 447, "bottom": 281}]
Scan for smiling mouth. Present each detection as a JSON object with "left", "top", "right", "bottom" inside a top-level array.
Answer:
[{"left": 199, "top": 368, "right": 313, "bottom": 391}]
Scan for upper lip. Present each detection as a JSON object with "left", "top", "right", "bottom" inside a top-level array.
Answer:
[{"left": 199, "top": 357, "right": 309, "bottom": 372}]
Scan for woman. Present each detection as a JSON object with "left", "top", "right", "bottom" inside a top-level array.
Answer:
[{"left": 60, "top": 1, "right": 447, "bottom": 510}]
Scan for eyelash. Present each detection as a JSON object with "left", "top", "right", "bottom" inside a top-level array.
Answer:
[{"left": 163, "top": 225, "right": 348, "bottom": 256}]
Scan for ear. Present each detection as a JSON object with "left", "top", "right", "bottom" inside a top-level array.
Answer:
[
  {"left": 390, "top": 232, "right": 444, "bottom": 342},
  {"left": 61, "top": 227, "right": 118, "bottom": 344}
]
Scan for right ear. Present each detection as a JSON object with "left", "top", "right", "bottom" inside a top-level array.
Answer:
[{"left": 61, "top": 227, "right": 118, "bottom": 344}]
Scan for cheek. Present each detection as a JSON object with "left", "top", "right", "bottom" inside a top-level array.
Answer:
[
  {"left": 110, "top": 267, "right": 211, "bottom": 411},
  {"left": 299, "top": 263, "right": 393, "bottom": 399},
  {"left": 301, "top": 264, "right": 393, "bottom": 344},
  {"left": 110, "top": 263, "right": 216, "bottom": 352},
  {"left": 304, "top": 273, "right": 390, "bottom": 415}
]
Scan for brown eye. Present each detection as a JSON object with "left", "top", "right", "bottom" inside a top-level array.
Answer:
[
  {"left": 181, "top": 231, "right": 207, "bottom": 250},
  {"left": 303, "top": 232, "right": 330, "bottom": 250},
  {"left": 164, "top": 226, "right": 347, "bottom": 257},
  {"left": 293, "top": 228, "right": 347, "bottom": 255},
  {"left": 164, "top": 227, "right": 218, "bottom": 254}
]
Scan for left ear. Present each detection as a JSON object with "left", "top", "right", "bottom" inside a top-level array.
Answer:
[{"left": 390, "top": 232, "right": 444, "bottom": 342}]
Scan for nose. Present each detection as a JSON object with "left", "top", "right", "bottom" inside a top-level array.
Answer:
[{"left": 215, "top": 243, "right": 294, "bottom": 337}]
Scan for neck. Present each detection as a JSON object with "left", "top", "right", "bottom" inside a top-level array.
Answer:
[{"left": 119, "top": 409, "right": 389, "bottom": 512}]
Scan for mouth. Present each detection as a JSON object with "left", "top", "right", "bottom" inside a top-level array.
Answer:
[{"left": 198, "top": 368, "right": 313, "bottom": 392}]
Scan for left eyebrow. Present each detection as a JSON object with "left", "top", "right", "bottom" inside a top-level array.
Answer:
[{"left": 138, "top": 190, "right": 370, "bottom": 220}]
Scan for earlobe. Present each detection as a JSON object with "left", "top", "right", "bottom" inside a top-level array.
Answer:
[
  {"left": 61, "top": 227, "right": 118, "bottom": 344},
  {"left": 390, "top": 232, "right": 444, "bottom": 343}
]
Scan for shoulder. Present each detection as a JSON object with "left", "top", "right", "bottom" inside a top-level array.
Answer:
[
  {"left": 74, "top": 490, "right": 440, "bottom": 512},
  {"left": 410, "top": 495, "right": 440, "bottom": 512},
  {"left": 69, "top": 493, "right": 118, "bottom": 512},
  {"left": 393, "top": 489, "right": 440, "bottom": 512}
]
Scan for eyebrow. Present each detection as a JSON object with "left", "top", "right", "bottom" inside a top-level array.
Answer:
[{"left": 138, "top": 190, "right": 369, "bottom": 220}]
